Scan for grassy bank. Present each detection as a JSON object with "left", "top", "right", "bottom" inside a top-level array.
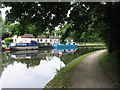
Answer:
[
  {"left": 98, "top": 51, "right": 120, "bottom": 88},
  {"left": 77, "top": 43, "right": 105, "bottom": 46},
  {"left": 45, "top": 50, "right": 99, "bottom": 88}
]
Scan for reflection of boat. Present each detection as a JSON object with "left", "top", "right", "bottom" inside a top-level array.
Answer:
[
  {"left": 54, "top": 47, "right": 77, "bottom": 54},
  {"left": 8, "top": 40, "right": 39, "bottom": 50},
  {"left": 53, "top": 42, "right": 77, "bottom": 49},
  {"left": 9, "top": 50, "right": 38, "bottom": 59}
]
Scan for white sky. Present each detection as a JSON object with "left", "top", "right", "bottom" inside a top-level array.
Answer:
[{"left": 0, "top": 7, "right": 11, "bottom": 21}]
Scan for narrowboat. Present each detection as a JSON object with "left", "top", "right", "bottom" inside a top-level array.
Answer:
[
  {"left": 53, "top": 42, "right": 78, "bottom": 49},
  {"left": 8, "top": 40, "right": 39, "bottom": 50}
]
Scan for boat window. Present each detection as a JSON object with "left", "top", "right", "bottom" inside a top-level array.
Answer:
[
  {"left": 17, "top": 43, "right": 26, "bottom": 46},
  {"left": 27, "top": 43, "right": 32, "bottom": 45},
  {"left": 40, "top": 39, "right": 42, "bottom": 42},
  {"left": 37, "top": 39, "right": 39, "bottom": 42}
]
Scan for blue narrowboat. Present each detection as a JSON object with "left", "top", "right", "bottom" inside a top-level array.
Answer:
[
  {"left": 8, "top": 40, "right": 39, "bottom": 50},
  {"left": 53, "top": 42, "right": 78, "bottom": 49}
]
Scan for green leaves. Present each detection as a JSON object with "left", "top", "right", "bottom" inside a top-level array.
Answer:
[{"left": 4, "top": 37, "right": 13, "bottom": 43}]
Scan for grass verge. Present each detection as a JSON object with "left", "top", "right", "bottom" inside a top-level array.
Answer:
[
  {"left": 45, "top": 50, "right": 100, "bottom": 88},
  {"left": 77, "top": 43, "right": 105, "bottom": 46},
  {"left": 98, "top": 51, "right": 120, "bottom": 88}
]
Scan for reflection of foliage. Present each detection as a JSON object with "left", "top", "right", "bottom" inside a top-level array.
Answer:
[
  {"left": 2, "top": 56, "right": 42, "bottom": 68},
  {"left": 2, "top": 50, "right": 56, "bottom": 69},
  {"left": 60, "top": 48, "right": 103, "bottom": 65},
  {"left": 2, "top": 53, "right": 14, "bottom": 76},
  {"left": 16, "top": 58, "right": 42, "bottom": 68}
]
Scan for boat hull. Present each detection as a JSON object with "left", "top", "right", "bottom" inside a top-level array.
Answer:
[
  {"left": 53, "top": 45, "right": 77, "bottom": 49},
  {"left": 11, "top": 46, "right": 39, "bottom": 50}
]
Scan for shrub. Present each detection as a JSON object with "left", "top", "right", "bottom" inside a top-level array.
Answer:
[{"left": 4, "top": 38, "right": 13, "bottom": 43}]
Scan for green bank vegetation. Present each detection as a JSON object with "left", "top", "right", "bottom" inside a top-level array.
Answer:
[
  {"left": 45, "top": 50, "right": 99, "bottom": 88},
  {"left": 98, "top": 51, "right": 120, "bottom": 88},
  {"left": 77, "top": 43, "right": 105, "bottom": 46}
]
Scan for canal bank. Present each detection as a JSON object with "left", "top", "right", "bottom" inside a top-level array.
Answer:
[{"left": 45, "top": 50, "right": 106, "bottom": 88}]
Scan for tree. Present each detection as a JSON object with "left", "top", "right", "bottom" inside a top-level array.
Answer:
[{"left": 3, "top": 2, "right": 71, "bottom": 37}]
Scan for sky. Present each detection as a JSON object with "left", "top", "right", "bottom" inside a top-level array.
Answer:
[{"left": 0, "top": 7, "right": 11, "bottom": 21}]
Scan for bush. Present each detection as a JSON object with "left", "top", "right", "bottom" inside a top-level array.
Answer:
[{"left": 4, "top": 38, "right": 13, "bottom": 43}]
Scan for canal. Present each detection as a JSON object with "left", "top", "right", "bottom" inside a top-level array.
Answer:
[{"left": 0, "top": 47, "right": 105, "bottom": 88}]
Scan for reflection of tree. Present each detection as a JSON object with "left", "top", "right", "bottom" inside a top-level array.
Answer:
[
  {"left": 2, "top": 50, "right": 60, "bottom": 69},
  {"left": 2, "top": 53, "right": 14, "bottom": 77},
  {"left": 17, "top": 58, "right": 42, "bottom": 68},
  {"left": 60, "top": 48, "right": 103, "bottom": 64}
]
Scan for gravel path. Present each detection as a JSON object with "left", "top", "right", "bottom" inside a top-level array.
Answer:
[{"left": 68, "top": 50, "right": 114, "bottom": 88}]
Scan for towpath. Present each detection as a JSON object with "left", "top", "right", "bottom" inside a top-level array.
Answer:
[{"left": 68, "top": 50, "right": 114, "bottom": 88}]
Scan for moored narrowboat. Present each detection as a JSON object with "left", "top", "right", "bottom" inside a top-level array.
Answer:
[
  {"left": 8, "top": 40, "right": 39, "bottom": 50},
  {"left": 53, "top": 42, "right": 78, "bottom": 49}
]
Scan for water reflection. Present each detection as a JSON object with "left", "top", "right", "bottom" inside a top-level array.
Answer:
[
  {"left": 9, "top": 50, "right": 38, "bottom": 59},
  {"left": 1, "top": 48, "right": 77, "bottom": 88},
  {"left": 54, "top": 48, "right": 77, "bottom": 55},
  {"left": 0, "top": 47, "right": 104, "bottom": 88},
  {"left": 0, "top": 57, "right": 65, "bottom": 88}
]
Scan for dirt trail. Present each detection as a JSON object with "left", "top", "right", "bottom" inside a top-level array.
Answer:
[{"left": 68, "top": 50, "right": 114, "bottom": 88}]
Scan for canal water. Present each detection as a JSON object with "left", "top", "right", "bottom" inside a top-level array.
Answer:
[{"left": 0, "top": 47, "right": 105, "bottom": 88}]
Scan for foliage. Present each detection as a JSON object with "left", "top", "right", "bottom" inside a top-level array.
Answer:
[
  {"left": 4, "top": 37, "right": 13, "bottom": 43},
  {"left": 80, "top": 28, "right": 104, "bottom": 43},
  {"left": 2, "top": 31, "right": 12, "bottom": 40},
  {"left": 2, "top": 21, "right": 12, "bottom": 39},
  {"left": 3, "top": 2, "right": 71, "bottom": 36},
  {"left": 98, "top": 51, "right": 120, "bottom": 88}
]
